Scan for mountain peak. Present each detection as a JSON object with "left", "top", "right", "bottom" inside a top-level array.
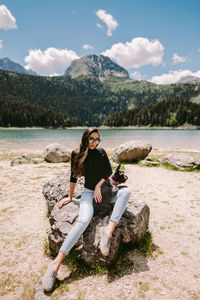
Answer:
[
  {"left": 176, "top": 75, "right": 200, "bottom": 84},
  {"left": 0, "top": 57, "right": 37, "bottom": 76},
  {"left": 65, "top": 54, "right": 129, "bottom": 80},
  {"left": 2, "top": 57, "right": 10, "bottom": 63}
]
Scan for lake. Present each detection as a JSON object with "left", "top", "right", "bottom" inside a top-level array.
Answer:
[{"left": 0, "top": 128, "right": 200, "bottom": 151}]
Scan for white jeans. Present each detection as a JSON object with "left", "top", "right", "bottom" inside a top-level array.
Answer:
[{"left": 60, "top": 187, "right": 131, "bottom": 255}]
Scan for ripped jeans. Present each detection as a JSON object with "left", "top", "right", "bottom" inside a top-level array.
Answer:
[{"left": 60, "top": 187, "right": 131, "bottom": 255}]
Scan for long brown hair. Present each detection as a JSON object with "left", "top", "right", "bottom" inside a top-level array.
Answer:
[{"left": 72, "top": 127, "right": 100, "bottom": 177}]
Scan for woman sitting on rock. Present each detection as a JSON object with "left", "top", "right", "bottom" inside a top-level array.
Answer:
[{"left": 43, "top": 127, "right": 131, "bottom": 292}]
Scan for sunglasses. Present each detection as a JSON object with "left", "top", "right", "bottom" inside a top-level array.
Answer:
[{"left": 88, "top": 137, "right": 101, "bottom": 144}]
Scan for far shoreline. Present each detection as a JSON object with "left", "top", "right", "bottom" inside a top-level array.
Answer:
[{"left": 0, "top": 125, "right": 200, "bottom": 130}]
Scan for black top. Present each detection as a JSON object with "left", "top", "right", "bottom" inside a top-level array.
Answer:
[{"left": 70, "top": 147, "right": 112, "bottom": 191}]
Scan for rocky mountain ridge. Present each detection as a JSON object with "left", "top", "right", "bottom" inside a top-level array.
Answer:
[
  {"left": 65, "top": 54, "right": 129, "bottom": 80},
  {"left": 176, "top": 75, "right": 200, "bottom": 84},
  {"left": 0, "top": 57, "right": 37, "bottom": 76}
]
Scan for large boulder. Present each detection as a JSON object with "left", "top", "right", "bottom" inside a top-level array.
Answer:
[
  {"left": 43, "top": 143, "right": 70, "bottom": 163},
  {"left": 43, "top": 169, "right": 150, "bottom": 266},
  {"left": 48, "top": 198, "right": 150, "bottom": 265},
  {"left": 42, "top": 171, "right": 84, "bottom": 212},
  {"left": 161, "top": 153, "right": 200, "bottom": 170},
  {"left": 113, "top": 140, "right": 152, "bottom": 162}
]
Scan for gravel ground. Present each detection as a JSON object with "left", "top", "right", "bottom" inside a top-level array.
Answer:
[{"left": 0, "top": 148, "right": 200, "bottom": 300}]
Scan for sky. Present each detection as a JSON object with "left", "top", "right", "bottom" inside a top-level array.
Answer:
[{"left": 0, "top": 0, "right": 200, "bottom": 84}]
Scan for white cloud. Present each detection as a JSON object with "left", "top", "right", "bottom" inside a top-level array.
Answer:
[
  {"left": 24, "top": 47, "right": 79, "bottom": 75},
  {"left": 83, "top": 44, "right": 94, "bottom": 50},
  {"left": 96, "top": 9, "right": 118, "bottom": 36},
  {"left": 102, "top": 37, "right": 164, "bottom": 69},
  {"left": 198, "top": 48, "right": 200, "bottom": 53},
  {"left": 0, "top": 40, "right": 3, "bottom": 49},
  {"left": 0, "top": 5, "right": 17, "bottom": 29},
  {"left": 131, "top": 71, "right": 142, "bottom": 80},
  {"left": 150, "top": 69, "right": 200, "bottom": 85},
  {"left": 49, "top": 73, "right": 60, "bottom": 77},
  {"left": 172, "top": 53, "right": 187, "bottom": 64},
  {"left": 97, "top": 23, "right": 104, "bottom": 30}
]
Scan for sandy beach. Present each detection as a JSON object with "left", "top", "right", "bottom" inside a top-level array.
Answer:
[{"left": 0, "top": 147, "right": 200, "bottom": 299}]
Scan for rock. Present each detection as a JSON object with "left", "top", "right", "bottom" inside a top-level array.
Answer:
[
  {"left": 11, "top": 155, "right": 44, "bottom": 166},
  {"left": 43, "top": 143, "right": 70, "bottom": 163},
  {"left": 140, "top": 158, "right": 160, "bottom": 167},
  {"left": 43, "top": 170, "right": 150, "bottom": 266},
  {"left": 31, "top": 158, "right": 44, "bottom": 164},
  {"left": 48, "top": 198, "right": 150, "bottom": 265},
  {"left": 48, "top": 200, "right": 81, "bottom": 253},
  {"left": 113, "top": 140, "right": 152, "bottom": 162},
  {"left": 161, "top": 153, "right": 200, "bottom": 170},
  {"left": 11, "top": 155, "right": 31, "bottom": 165},
  {"left": 42, "top": 171, "right": 84, "bottom": 212}
]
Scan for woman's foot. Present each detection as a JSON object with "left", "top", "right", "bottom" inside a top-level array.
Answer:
[
  {"left": 100, "top": 227, "right": 111, "bottom": 256},
  {"left": 42, "top": 262, "right": 57, "bottom": 292}
]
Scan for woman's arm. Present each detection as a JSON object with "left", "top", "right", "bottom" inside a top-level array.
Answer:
[
  {"left": 58, "top": 150, "right": 77, "bottom": 209},
  {"left": 94, "top": 178, "right": 105, "bottom": 203},
  {"left": 58, "top": 182, "right": 76, "bottom": 208},
  {"left": 93, "top": 148, "right": 112, "bottom": 203},
  {"left": 70, "top": 150, "right": 78, "bottom": 184},
  {"left": 98, "top": 148, "right": 112, "bottom": 180},
  {"left": 69, "top": 182, "right": 76, "bottom": 200}
]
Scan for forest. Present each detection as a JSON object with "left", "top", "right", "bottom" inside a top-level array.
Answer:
[
  {"left": 0, "top": 95, "right": 76, "bottom": 127},
  {"left": 0, "top": 69, "right": 200, "bottom": 127},
  {"left": 103, "top": 99, "right": 200, "bottom": 127}
]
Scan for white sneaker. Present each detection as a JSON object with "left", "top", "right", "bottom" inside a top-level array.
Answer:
[
  {"left": 42, "top": 262, "right": 57, "bottom": 292},
  {"left": 100, "top": 227, "right": 111, "bottom": 256}
]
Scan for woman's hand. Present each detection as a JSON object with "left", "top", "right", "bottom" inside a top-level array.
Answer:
[
  {"left": 94, "top": 186, "right": 102, "bottom": 203},
  {"left": 58, "top": 197, "right": 72, "bottom": 209}
]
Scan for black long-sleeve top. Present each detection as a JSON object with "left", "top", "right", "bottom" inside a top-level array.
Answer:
[{"left": 70, "top": 147, "right": 112, "bottom": 191}]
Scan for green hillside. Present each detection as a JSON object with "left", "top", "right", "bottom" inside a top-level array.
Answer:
[
  {"left": 104, "top": 98, "right": 200, "bottom": 127},
  {"left": 0, "top": 69, "right": 200, "bottom": 127},
  {"left": 0, "top": 95, "right": 76, "bottom": 127}
]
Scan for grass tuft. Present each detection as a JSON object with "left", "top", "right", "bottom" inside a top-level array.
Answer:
[
  {"left": 162, "top": 162, "right": 200, "bottom": 172},
  {"left": 1, "top": 206, "right": 13, "bottom": 214},
  {"left": 138, "top": 157, "right": 160, "bottom": 167},
  {"left": 46, "top": 210, "right": 51, "bottom": 218},
  {"left": 43, "top": 236, "right": 51, "bottom": 257}
]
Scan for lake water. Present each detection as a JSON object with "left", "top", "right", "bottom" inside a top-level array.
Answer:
[{"left": 0, "top": 128, "right": 200, "bottom": 151}]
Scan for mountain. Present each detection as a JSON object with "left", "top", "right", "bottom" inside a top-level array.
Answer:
[
  {"left": 65, "top": 54, "right": 129, "bottom": 80},
  {"left": 0, "top": 57, "right": 37, "bottom": 76},
  {"left": 176, "top": 75, "right": 200, "bottom": 84}
]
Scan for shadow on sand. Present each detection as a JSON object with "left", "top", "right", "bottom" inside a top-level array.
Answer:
[
  {"left": 36, "top": 242, "right": 158, "bottom": 299},
  {"left": 57, "top": 241, "right": 158, "bottom": 286}
]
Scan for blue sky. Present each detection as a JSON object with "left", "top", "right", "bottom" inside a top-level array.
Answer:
[{"left": 0, "top": 0, "right": 200, "bottom": 83}]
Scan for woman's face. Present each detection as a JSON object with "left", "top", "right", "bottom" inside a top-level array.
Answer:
[{"left": 88, "top": 132, "right": 100, "bottom": 150}]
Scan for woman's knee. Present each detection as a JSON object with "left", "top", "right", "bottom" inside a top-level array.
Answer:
[
  {"left": 119, "top": 187, "right": 131, "bottom": 198},
  {"left": 78, "top": 211, "right": 94, "bottom": 228},
  {"left": 79, "top": 191, "right": 94, "bottom": 227}
]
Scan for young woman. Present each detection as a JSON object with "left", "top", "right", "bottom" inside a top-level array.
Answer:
[{"left": 43, "top": 127, "right": 131, "bottom": 292}]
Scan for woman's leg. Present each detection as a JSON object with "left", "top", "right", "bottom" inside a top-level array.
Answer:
[
  {"left": 100, "top": 187, "right": 131, "bottom": 256},
  {"left": 56, "top": 188, "right": 94, "bottom": 267},
  {"left": 43, "top": 189, "right": 94, "bottom": 291},
  {"left": 108, "top": 187, "right": 131, "bottom": 233},
  {"left": 59, "top": 190, "right": 94, "bottom": 251}
]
